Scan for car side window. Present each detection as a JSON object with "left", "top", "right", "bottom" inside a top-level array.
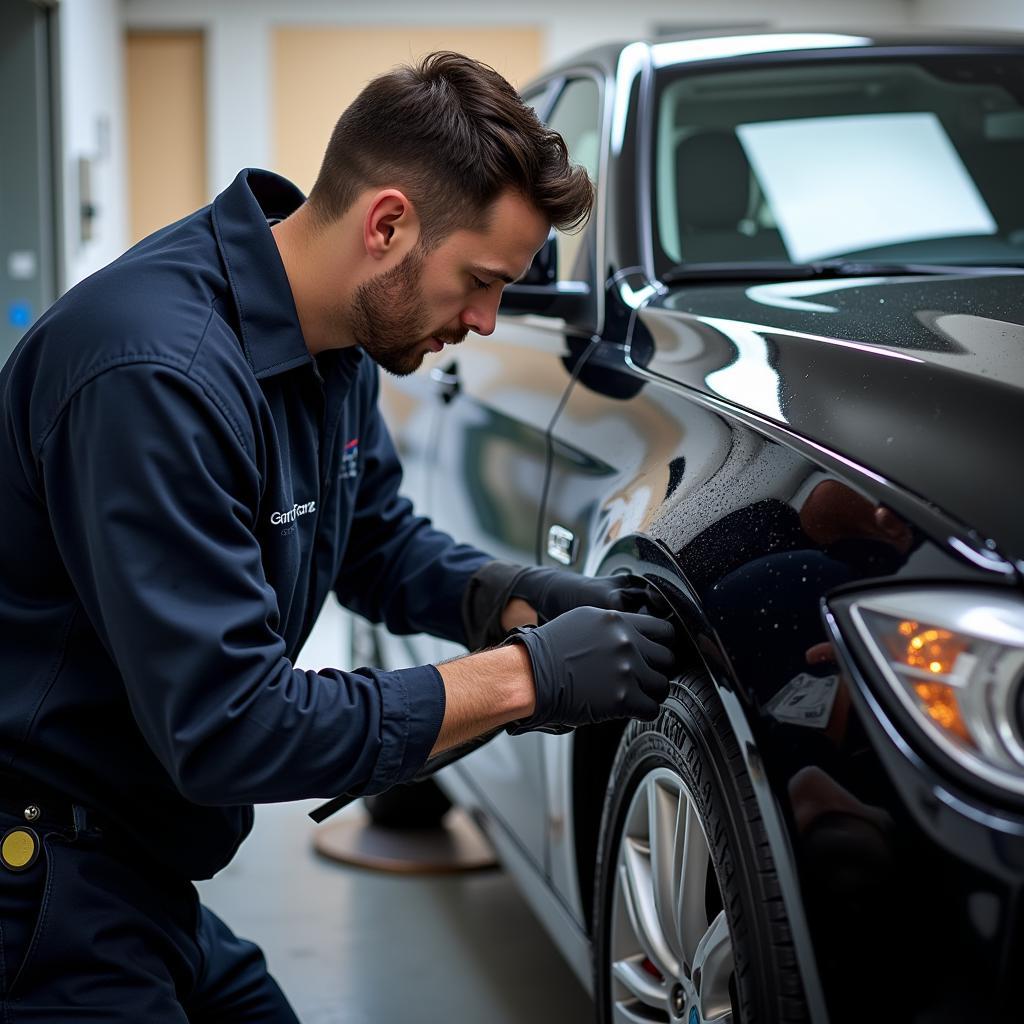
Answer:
[{"left": 544, "top": 76, "right": 601, "bottom": 282}]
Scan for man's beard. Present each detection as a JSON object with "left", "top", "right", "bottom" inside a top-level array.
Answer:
[{"left": 349, "top": 245, "right": 464, "bottom": 377}]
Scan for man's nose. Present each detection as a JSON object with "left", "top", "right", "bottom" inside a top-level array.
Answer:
[{"left": 460, "top": 293, "right": 501, "bottom": 337}]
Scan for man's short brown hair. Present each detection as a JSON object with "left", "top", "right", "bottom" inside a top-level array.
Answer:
[{"left": 307, "top": 51, "right": 594, "bottom": 246}]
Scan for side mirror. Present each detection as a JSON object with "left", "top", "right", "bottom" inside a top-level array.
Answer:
[
  {"left": 499, "top": 281, "right": 591, "bottom": 320},
  {"left": 500, "top": 230, "right": 592, "bottom": 322}
]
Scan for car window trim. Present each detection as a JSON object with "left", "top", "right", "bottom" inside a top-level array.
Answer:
[
  {"left": 521, "top": 77, "right": 563, "bottom": 123},
  {"left": 502, "top": 63, "right": 608, "bottom": 334}
]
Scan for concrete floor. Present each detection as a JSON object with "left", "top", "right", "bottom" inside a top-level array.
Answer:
[
  {"left": 198, "top": 800, "right": 594, "bottom": 1023},
  {"left": 197, "top": 601, "right": 594, "bottom": 1023}
]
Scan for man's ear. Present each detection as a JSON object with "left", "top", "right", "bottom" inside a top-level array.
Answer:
[{"left": 363, "top": 189, "right": 420, "bottom": 261}]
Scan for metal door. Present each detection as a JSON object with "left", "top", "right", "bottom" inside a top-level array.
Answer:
[{"left": 0, "top": 0, "right": 59, "bottom": 365}]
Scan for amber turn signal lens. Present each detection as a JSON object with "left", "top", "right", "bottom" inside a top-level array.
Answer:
[
  {"left": 849, "top": 592, "right": 1024, "bottom": 796},
  {"left": 911, "top": 681, "right": 973, "bottom": 745},
  {"left": 896, "top": 622, "right": 970, "bottom": 675}
]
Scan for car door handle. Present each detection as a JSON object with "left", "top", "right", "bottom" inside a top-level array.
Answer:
[
  {"left": 547, "top": 524, "right": 578, "bottom": 565},
  {"left": 429, "top": 361, "right": 460, "bottom": 404}
]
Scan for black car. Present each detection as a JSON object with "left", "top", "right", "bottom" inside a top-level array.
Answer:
[{"left": 370, "top": 29, "right": 1024, "bottom": 1024}]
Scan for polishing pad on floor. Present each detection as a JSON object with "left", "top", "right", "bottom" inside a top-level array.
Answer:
[{"left": 313, "top": 807, "right": 497, "bottom": 874}]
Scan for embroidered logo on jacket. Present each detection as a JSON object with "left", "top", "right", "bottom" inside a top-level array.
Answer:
[
  {"left": 270, "top": 501, "right": 317, "bottom": 526},
  {"left": 340, "top": 437, "right": 360, "bottom": 480}
]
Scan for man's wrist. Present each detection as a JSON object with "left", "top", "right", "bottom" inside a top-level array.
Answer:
[
  {"left": 430, "top": 641, "right": 537, "bottom": 756},
  {"left": 501, "top": 596, "right": 538, "bottom": 632},
  {"left": 497, "top": 639, "right": 537, "bottom": 719},
  {"left": 436, "top": 643, "right": 536, "bottom": 720}
]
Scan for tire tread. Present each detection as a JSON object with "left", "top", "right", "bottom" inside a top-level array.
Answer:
[{"left": 593, "top": 671, "right": 809, "bottom": 1023}]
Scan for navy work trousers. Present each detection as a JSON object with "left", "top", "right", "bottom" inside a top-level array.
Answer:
[{"left": 0, "top": 809, "right": 299, "bottom": 1022}]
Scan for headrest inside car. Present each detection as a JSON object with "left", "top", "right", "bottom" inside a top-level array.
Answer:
[{"left": 676, "top": 131, "right": 751, "bottom": 231}]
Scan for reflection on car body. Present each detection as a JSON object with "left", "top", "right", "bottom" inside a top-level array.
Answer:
[{"left": 375, "top": 29, "right": 1024, "bottom": 1024}]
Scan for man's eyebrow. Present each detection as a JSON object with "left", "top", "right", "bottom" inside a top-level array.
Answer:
[{"left": 473, "top": 265, "right": 518, "bottom": 284}]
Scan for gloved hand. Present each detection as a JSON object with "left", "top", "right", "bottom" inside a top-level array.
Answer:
[
  {"left": 504, "top": 606, "right": 680, "bottom": 735},
  {"left": 510, "top": 567, "right": 668, "bottom": 624}
]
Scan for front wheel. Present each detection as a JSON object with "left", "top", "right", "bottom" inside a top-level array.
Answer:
[{"left": 593, "top": 671, "right": 808, "bottom": 1023}]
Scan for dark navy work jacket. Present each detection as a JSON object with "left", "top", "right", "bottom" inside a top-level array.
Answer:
[{"left": 0, "top": 169, "right": 491, "bottom": 879}]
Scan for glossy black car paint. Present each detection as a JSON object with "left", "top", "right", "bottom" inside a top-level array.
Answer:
[{"left": 379, "top": 33, "right": 1024, "bottom": 1024}]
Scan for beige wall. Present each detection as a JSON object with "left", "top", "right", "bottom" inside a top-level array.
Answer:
[
  {"left": 124, "top": 0, "right": 918, "bottom": 196},
  {"left": 272, "top": 27, "right": 543, "bottom": 193},
  {"left": 126, "top": 30, "right": 207, "bottom": 242}
]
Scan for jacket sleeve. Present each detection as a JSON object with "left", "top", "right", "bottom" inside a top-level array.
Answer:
[
  {"left": 332, "top": 372, "right": 494, "bottom": 647},
  {"left": 38, "top": 362, "right": 444, "bottom": 805}
]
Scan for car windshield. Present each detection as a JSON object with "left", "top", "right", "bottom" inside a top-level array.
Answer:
[{"left": 652, "top": 53, "right": 1024, "bottom": 275}]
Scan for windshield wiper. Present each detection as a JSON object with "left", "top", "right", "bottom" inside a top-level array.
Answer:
[{"left": 660, "top": 258, "right": 1024, "bottom": 284}]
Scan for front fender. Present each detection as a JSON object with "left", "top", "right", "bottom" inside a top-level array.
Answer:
[{"left": 589, "top": 532, "right": 831, "bottom": 1023}]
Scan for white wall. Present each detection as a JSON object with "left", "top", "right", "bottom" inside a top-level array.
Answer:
[
  {"left": 58, "top": 0, "right": 128, "bottom": 288},
  {"left": 123, "top": 0, "right": 914, "bottom": 199},
  {"left": 911, "top": 0, "right": 1024, "bottom": 31}
]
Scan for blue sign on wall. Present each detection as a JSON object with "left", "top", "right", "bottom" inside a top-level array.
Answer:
[{"left": 8, "top": 301, "right": 33, "bottom": 329}]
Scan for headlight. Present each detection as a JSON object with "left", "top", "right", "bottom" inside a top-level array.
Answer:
[{"left": 841, "top": 589, "right": 1024, "bottom": 796}]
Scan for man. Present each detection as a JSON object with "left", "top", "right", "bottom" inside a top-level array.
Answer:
[{"left": 0, "top": 53, "right": 678, "bottom": 1020}]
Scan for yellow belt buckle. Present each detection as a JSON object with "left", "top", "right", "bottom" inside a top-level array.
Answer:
[{"left": 1, "top": 826, "right": 40, "bottom": 872}]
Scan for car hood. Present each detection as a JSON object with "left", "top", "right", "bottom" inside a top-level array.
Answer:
[{"left": 636, "top": 272, "right": 1024, "bottom": 563}]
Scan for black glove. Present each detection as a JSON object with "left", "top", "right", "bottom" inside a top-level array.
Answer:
[
  {"left": 510, "top": 567, "right": 668, "bottom": 625},
  {"left": 461, "top": 560, "right": 672, "bottom": 650},
  {"left": 505, "top": 606, "right": 679, "bottom": 735}
]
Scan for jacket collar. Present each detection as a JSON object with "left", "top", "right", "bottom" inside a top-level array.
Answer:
[{"left": 212, "top": 168, "right": 313, "bottom": 380}]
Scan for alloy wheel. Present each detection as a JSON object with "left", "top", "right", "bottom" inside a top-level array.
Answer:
[{"left": 609, "top": 767, "right": 735, "bottom": 1023}]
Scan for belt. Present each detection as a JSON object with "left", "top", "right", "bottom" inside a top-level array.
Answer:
[{"left": 0, "top": 771, "right": 100, "bottom": 836}]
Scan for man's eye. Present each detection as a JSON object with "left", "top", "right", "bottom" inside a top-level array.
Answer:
[{"left": 471, "top": 275, "right": 492, "bottom": 291}]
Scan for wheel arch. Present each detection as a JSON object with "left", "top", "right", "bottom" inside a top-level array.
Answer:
[{"left": 568, "top": 533, "right": 830, "bottom": 1022}]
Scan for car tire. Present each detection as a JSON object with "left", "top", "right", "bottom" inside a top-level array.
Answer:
[{"left": 593, "top": 670, "right": 808, "bottom": 1023}]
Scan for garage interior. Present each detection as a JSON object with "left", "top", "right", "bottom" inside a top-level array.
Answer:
[{"left": 4, "top": 2, "right": 1024, "bottom": 1022}]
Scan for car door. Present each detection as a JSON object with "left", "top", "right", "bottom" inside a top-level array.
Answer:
[
  {"left": 432, "top": 73, "right": 605, "bottom": 871},
  {"left": 374, "top": 354, "right": 448, "bottom": 670}
]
